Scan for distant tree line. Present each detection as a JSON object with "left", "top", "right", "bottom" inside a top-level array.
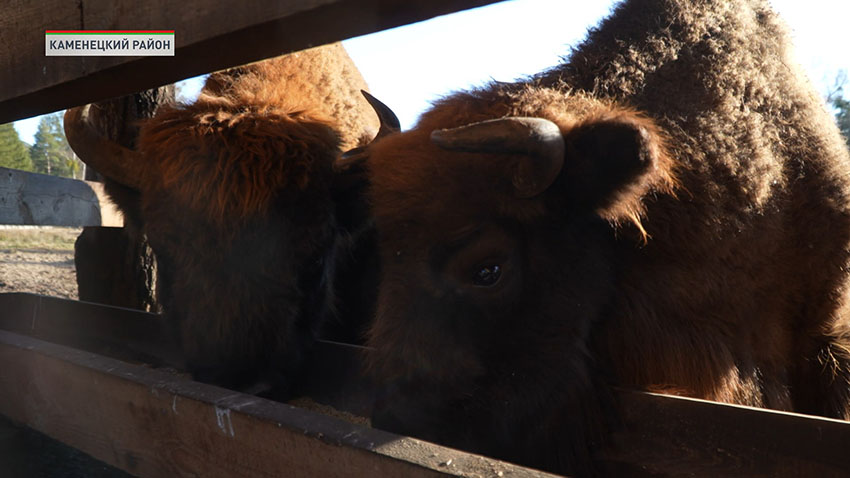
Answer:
[
  {"left": 827, "top": 70, "right": 850, "bottom": 149},
  {"left": 0, "top": 123, "right": 32, "bottom": 171},
  {"left": 831, "top": 96, "right": 850, "bottom": 149},
  {"left": 0, "top": 112, "right": 83, "bottom": 178}
]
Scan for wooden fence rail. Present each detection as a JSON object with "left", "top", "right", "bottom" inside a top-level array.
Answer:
[
  {"left": 0, "top": 167, "right": 122, "bottom": 227},
  {"left": 1, "top": 0, "right": 504, "bottom": 124},
  {"left": 2, "top": 293, "right": 850, "bottom": 477},
  {"left": 0, "top": 293, "right": 559, "bottom": 478}
]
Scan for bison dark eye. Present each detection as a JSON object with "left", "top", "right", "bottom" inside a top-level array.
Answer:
[{"left": 472, "top": 264, "right": 502, "bottom": 287}]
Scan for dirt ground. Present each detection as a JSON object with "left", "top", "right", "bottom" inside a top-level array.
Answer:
[{"left": 0, "top": 226, "right": 80, "bottom": 300}]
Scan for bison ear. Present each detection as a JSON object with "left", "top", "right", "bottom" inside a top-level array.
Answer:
[{"left": 561, "top": 114, "right": 669, "bottom": 214}]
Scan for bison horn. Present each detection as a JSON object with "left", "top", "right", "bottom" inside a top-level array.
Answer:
[
  {"left": 362, "top": 90, "right": 401, "bottom": 138},
  {"left": 430, "top": 117, "right": 565, "bottom": 198},
  {"left": 64, "top": 105, "right": 144, "bottom": 190},
  {"left": 336, "top": 91, "right": 401, "bottom": 171}
]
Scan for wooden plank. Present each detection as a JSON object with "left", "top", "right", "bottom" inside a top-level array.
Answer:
[
  {"left": 0, "top": 293, "right": 367, "bottom": 414},
  {"left": 0, "top": 292, "right": 376, "bottom": 417},
  {"left": 6, "top": 293, "right": 850, "bottom": 476},
  {"left": 0, "top": 414, "right": 132, "bottom": 477},
  {"left": 602, "top": 390, "right": 850, "bottom": 477},
  {"left": 0, "top": 292, "right": 178, "bottom": 368},
  {"left": 0, "top": 0, "right": 506, "bottom": 124},
  {"left": 0, "top": 167, "right": 123, "bottom": 226},
  {"left": 0, "top": 329, "right": 561, "bottom": 478},
  {"left": 2, "top": 0, "right": 82, "bottom": 121}
]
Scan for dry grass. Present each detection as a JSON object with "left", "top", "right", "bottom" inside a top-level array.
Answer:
[{"left": 0, "top": 227, "right": 81, "bottom": 252}]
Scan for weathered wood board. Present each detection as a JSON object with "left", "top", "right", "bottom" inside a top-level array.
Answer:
[
  {"left": 0, "top": 167, "right": 123, "bottom": 227},
  {"left": 0, "top": 0, "right": 505, "bottom": 124},
  {"left": 0, "top": 328, "right": 560, "bottom": 478},
  {"left": 0, "top": 293, "right": 176, "bottom": 368},
  {"left": 0, "top": 414, "right": 131, "bottom": 478},
  {"left": 2, "top": 292, "right": 850, "bottom": 477},
  {"left": 607, "top": 391, "right": 850, "bottom": 477}
]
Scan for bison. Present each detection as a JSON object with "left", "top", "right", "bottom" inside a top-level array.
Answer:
[
  {"left": 357, "top": 0, "right": 850, "bottom": 475},
  {"left": 64, "top": 43, "right": 381, "bottom": 394}
]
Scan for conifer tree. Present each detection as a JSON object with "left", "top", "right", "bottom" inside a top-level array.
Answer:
[
  {"left": 833, "top": 96, "right": 850, "bottom": 148},
  {"left": 827, "top": 71, "right": 850, "bottom": 149},
  {"left": 0, "top": 123, "right": 34, "bottom": 171},
  {"left": 30, "top": 113, "right": 82, "bottom": 178}
]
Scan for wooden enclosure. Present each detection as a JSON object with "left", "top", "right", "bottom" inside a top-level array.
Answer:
[
  {"left": 2, "top": 293, "right": 850, "bottom": 477},
  {"left": 3, "top": 0, "right": 850, "bottom": 477}
]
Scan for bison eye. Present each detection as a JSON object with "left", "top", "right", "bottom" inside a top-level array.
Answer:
[{"left": 472, "top": 264, "right": 502, "bottom": 287}]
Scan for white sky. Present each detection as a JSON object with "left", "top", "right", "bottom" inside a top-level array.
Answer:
[{"left": 13, "top": 0, "right": 850, "bottom": 141}]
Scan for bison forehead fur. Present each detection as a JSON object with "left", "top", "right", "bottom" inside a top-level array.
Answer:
[
  {"left": 138, "top": 42, "right": 378, "bottom": 225},
  {"left": 202, "top": 42, "right": 377, "bottom": 152},
  {"left": 137, "top": 102, "right": 340, "bottom": 224},
  {"left": 364, "top": 0, "right": 850, "bottom": 475}
]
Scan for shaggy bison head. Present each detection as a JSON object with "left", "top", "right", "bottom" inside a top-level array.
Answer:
[
  {"left": 359, "top": 87, "right": 676, "bottom": 473},
  {"left": 64, "top": 95, "right": 372, "bottom": 393}
]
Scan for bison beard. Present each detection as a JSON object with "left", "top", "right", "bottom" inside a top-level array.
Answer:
[
  {"left": 360, "top": 0, "right": 850, "bottom": 475},
  {"left": 65, "top": 43, "right": 379, "bottom": 395}
]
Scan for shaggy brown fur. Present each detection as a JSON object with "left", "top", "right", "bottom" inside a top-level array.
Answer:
[
  {"left": 201, "top": 42, "right": 377, "bottom": 152},
  {"left": 539, "top": 0, "right": 850, "bottom": 415},
  {"left": 362, "top": 0, "right": 850, "bottom": 475},
  {"left": 67, "top": 43, "right": 379, "bottom": 391},
  {"left": 140, "top": 42, "right": 378, "bottom": 224},
  {"left": 139, "top": 102, "right": 340, "bottom": 225}
]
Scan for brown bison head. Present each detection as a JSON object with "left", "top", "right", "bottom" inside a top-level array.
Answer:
[
  {"left": 360, "top": 86, "right": 676, "bottom": 473},
  {"left": 65, "top": 94, "right": 371, "bottom": 392}
]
